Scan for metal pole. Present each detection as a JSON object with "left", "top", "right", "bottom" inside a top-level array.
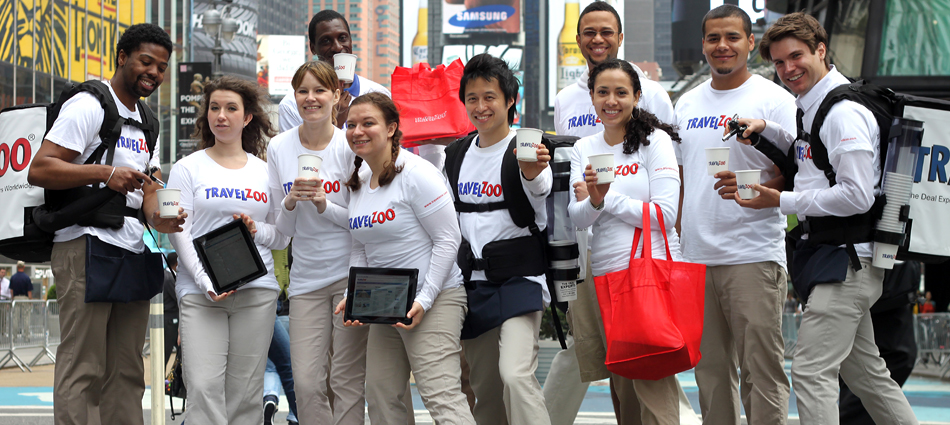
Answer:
[
  {"left": 149, "top": 294, "right": 165, "bottom": 425},
  {"left": 12, "top": 0, "right": 16, "bottom": 103},
  {"left": 171, "top": 0, "right": 178, "bottom": 164},
  {"left": 32, "top": 0, "right": 37, "bottom": 102}
]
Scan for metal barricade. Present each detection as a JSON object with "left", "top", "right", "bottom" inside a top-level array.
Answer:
[
  {"left": 782, "top": 312, "right": 801, "bottom": 359},
  {"left": 30, "top": 300, "right": 59, "bottom": 367},
  {"left": 0, "top": 300, "right": 47, "bottom": 372},
  {"left": 914, "top": 312, "right": 950, "bottom": 378},
  {"left": 0, "top": 302, "right": 19, "bottom": 370}
]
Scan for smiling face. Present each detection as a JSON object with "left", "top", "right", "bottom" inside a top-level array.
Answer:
[
  {"left": 207, "top": 90, "right": 251, "bottom": 145},
  {"left": 464, "top": 77, "right": 515, "bottom": 143},
  {"left": 590, "top": 69, "right": 640, "bottom": 130},
  {"left": 346, "top": 103, "right": 397, "bottom": 163},
  {"left": 311, "top": 18, "right": 352, "bottom": 61},
  {"left": 768, "top": 36, "right": 829, "bottom": 96},
  {"left": 117, "top": 42, "right": 169, "bottom": 98},
  {"left": 703, "top": 16, "right": 754, "bottom": 78},
  {"left": 295, "top": 72, "right": 340, "bottom": 124},
  {"left": 576, "top": 11, "right": 623, "bottom": 69}
]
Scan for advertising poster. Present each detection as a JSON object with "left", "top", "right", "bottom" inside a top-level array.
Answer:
[
  {"left": 441, "top": 0, "right": 521, "bottom": 35},
  {"left": 547, "top": 0, "right": 624, "bottom": 107},
  {"left": 256, "top": 35, "right": 306, "bottom": 97},
  {"left": 904, "top": 105, "right": 950, "bottom": 257},
  {"left": 178, "top": 62, "right": 212, "bottom": 161},
  {"left": 1, "top": 0, "right": 147, "bottom": 82}
]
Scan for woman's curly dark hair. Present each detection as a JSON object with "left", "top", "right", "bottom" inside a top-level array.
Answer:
[
  {"left": 193, "top": 76, "right": 277, "bottom": 158},
  {"left": 588, "top": 59, "right": 681, "bottom": 154},
  {"left": 345, "top": 92, "right": 404, "bottom": 191}
]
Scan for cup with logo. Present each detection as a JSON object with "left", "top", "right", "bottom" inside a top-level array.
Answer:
[
  {"left": 735, "top": 169, "right": 761, "bottom": 200},
  {"left": 515, "top": 128, "right": 543, "bottom": 162},
  {"left": 298, "top": 154, "right": 323, "bottom": 180},
  {"left": 705, "top": 147, "right": 730, "bottom": 176},
  {"left": 872, "top": 242, "right": 899, "bottom": 269},
  {"left": 333, "top": 53, "right": 358, "bottom": 83},
  {"left": 588, "top": 153, "right": 615, "bottom": 184},
  {"left": 157, "top": 188, "right": 182, "bottom": 218}
]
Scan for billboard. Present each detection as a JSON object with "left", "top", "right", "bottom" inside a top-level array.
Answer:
[
  {"left": 178, "top": 62, "right": 212, "bottom": 161},
  {"left": 1, "top": 0, "right": 147, "bottom": 82},
  {"left": 441, "top": 0, "right": 521, "bottom": 35},
  {"left": 256, "top": 35, "right": 306, "bottom": 97},
  {"left": 192, "top": 0, "right": 258, "bottom": 78},
  {"left": 547, "top": 0, "right": 624, "bottom": 107}
]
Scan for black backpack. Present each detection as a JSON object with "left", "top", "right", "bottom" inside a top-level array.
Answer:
[
  {"left": 445, "top": 131, "right": 580, "bottom": 348},
  {"left": 0, "top": 80, "right": 159, "bottom": 262}
]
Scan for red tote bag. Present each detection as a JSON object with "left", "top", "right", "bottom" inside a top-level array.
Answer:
[
  {"left": 594, "top": 203, "right": 705, "bottom": 381},
  {"left": 391, "top": 59, "right": 474, "bottom": 147}
]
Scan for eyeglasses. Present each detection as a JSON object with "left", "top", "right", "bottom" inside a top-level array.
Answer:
[{"left": 581, "top": 29, "right": 617, "bottom": 40}]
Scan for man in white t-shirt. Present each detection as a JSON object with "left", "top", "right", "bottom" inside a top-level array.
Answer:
[
  {"left": 673, "top": 6, "right": 796, "bottom": 425},
  {"left": 0, "top": 268, "right": 10, "bottom": 300},
  {"left": 27, "top": 24, "right": 185, "bottom": 425},
  {"left": 549, "top": 3, "right": 696, "bottom": 425},
  {"left": 278, "top": 10, "right": 391, "bottom": 133},
  {"left": 734, "top": 12, "right": 918, "bottom": 424}
]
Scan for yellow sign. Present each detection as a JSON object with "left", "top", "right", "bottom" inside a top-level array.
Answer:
[{"left": 1, "top": 0, "right": 147, "bottom": 82}]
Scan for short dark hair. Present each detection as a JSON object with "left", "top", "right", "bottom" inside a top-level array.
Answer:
[
  {"left": 458, "top": 53, "right": 519, "bottom": 125},
  {"left": 702, "top": 4, "right": 752, "bottom": 37},
  {"left": 115, "top": 24, "right": 173, "bottom": 69},
  {"left": 577, "top": 1, "right": 623, "bottom": 35},
  {"left": 309, "top": 10, "right": 350, "bottom": 44},
  {"left": 167, "top": 252, "right": 178, "bottom": 268},
  {"left": 759, "top": 12, "right": 829, "bottom": 68}
]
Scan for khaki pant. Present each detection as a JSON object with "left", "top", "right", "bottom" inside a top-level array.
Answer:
[
  {"left": 180, "top": 288, "right": 277, "bottom": 425},
  {"left": 695, "top": 262, "right": 790, "bottom": 425},
  {"left": 792, "top": 258, "right": 918, "bottom": 425},
  {"left": 570, "top": 255, "right": 680, "bottom": 425},
  {"left": 52, "top": 236, "right": 149, "bottom": 425},
  {"left": 365, "top": 286, "right": 475, "bottom": 425},
  {"left": 289, "top": 278, "right": 369, "bottom": 425},
  {"left": 463, "top": 310, "right": 550, "bottom": 425}
]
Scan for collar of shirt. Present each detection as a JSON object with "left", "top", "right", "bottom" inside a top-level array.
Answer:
[
  {"left": 345, "top": 75, "right": 362, "bottom": 97},
  {"left": 795, "top": 65, "right": 847, "bottom": 114}
]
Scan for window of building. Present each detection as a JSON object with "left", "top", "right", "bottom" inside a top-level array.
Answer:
[{"left": 877, "top": 0, "right": 950, "bottom": 76}]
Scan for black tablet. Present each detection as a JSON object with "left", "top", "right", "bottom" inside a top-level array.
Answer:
[
  {"left": 345, "top": 267, "right": 419, "bottom": 325},
  {"left": 193, "top": 219, "right": 267, "bottom": 295}
]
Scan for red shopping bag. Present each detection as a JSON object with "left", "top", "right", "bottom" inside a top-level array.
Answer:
[
  {"left": 391, "top": 59, "right": 475, "bottom": 147},
  {"left": 594, "top": 203, "right": 705, "bottom": 380}
]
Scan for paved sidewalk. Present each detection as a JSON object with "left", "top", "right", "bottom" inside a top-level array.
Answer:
[{"left": 2, "top": 348, "right": 950, "bottom": 424}]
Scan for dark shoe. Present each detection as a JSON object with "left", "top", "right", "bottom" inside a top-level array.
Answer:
[{"left": 264, "top": 396, "right": 278, "bottom": 425}]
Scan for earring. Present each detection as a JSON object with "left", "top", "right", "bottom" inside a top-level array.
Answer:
[{"left": 633, "top": 107, "right": 641, "bottom": 120}]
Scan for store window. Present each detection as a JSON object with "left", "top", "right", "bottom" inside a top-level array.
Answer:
[{"left": 877, "top": 0, "right": 950, "bottom": 76}]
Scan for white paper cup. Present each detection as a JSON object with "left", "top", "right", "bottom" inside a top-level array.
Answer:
[
  {"left": 554, "top": 280, "right": 578, "bottom": 302},
  {"left": 735, "top": 169, "right": 761, "bottom": 200},
  {"left": 298, "top": 154, "right": 323, "bottom": 179},
  {"left": 157, "top": 189, "right": 181, "bottom": 218},
  {"left": 515, "top": 128, "right": 543, "bottom": 162},
  {"left": 872, "top": 243, "right": 899, "bottom": 269},
  {"left": 705, "top": 147, "right": 730, "bottom": 176},
  {"left": 333, "top": 53, "right": 358, "bottom": 83},
  {"left": 589, "top": 153, "right": 615, "bottom": 184}
]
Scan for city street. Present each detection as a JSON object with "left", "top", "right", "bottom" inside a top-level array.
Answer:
[{"left": 2, "top": 347, "right": 949, "bottom": 424}]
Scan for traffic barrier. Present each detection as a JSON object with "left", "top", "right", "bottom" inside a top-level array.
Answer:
[
  {"left": 781, "top": 313, "right": 801, "bottom": 359},
  {"left": 0, "top": 300, "right": 47, "bottom": 372},
  {"left": 914, "top": 313, "right": 950, "bottom": 378},
  {"left": 29, "top": 300, "right": 59, "bottom": 367}
]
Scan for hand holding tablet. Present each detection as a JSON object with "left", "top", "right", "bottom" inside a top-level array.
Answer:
[{"left": 338, "top": 267, "right": 419, "bottom": 326}]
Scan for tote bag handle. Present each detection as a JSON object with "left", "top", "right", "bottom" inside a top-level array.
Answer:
[{"left": 630, "top": 203, "right": 673, "bottom": 266}]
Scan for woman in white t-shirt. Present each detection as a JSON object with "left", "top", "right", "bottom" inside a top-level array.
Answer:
[
  {"left": 167, "top": 76, "right": 290, "bottom": 425},
  {"left": 267, "top": 61, "right": 369, "bottom": 424},
  {"left": 568, "top": 59, "right": 683, "bottom": 424},
  {"left": 332, "top": 93, "right": 475, "bottom": 425}
]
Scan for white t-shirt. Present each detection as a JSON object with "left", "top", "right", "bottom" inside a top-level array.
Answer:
[
  {"left": 453, "top": 129, "right": 552, "bottom": 304},
  {"left": 278, "top": 74, "right": 392, "bottom": 132},
  {"left": 44, "top": 81, "right": 161, "bottom": 253},
  {"left": 760, "top": 67, "right": 882, "bottom": 258},
  {"left": 167, "top": 151, "right": 282, "bottom": 299},
  {"left": 554, "top": 65, "right": 675, "bottom": 138},
  {"left": 569, "top": 131, "right": 683, "bottom": 276},
  {"left": 0, "top": 277, "right": 10, "bottom": 300},
  {"left": 673, "top": 76, "right": 796, "bottom": 268},
  {"left": 269, "top": 126, "right": 356, "bottom": 297},
  {"left": 348, "top": 152, "right": 463, "bottom": 311}
]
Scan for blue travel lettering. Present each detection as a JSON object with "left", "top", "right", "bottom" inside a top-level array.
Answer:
[{"left": 283, "top": 182, "right": 293, "bottom": 195}]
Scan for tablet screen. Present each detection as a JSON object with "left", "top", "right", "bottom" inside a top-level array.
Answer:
[
  {"left": 351, "top": 272, "right": 412, "bottom": 318},
  {"left": 201, "top": 226, "right": 260, "bottom": 286}
]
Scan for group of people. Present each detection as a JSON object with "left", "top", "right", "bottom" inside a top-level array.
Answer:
[{"left": 25, "top": 3, "right": 922, "bottom": 425}]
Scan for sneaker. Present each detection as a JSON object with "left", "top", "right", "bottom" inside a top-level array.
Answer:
[{"left": 263, "top": 396, "right": 278, "bottom": 425}]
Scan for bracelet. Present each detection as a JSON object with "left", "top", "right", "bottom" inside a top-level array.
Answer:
[{"left": 105, "top": 166, "right": 116, "bottom": 186}]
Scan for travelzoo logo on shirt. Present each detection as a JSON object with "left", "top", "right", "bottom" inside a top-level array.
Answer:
[
  {"left": 205, "top": 187, "right": 268, "bottom": 203},
  {"left": 458, "top": 181, "right": 502, "bottom": 198},
  {"left": 350, "top": 208, "right": 396, "bottom": 229},
  {"left": 566, "top": 114, "right": 601, "bottom": 130},
  {"left": 118, "top": 135, "right": 149, "bottom": 154},
  {"left": 685, "top": 114, "right": 732, "bottom": 130}
]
